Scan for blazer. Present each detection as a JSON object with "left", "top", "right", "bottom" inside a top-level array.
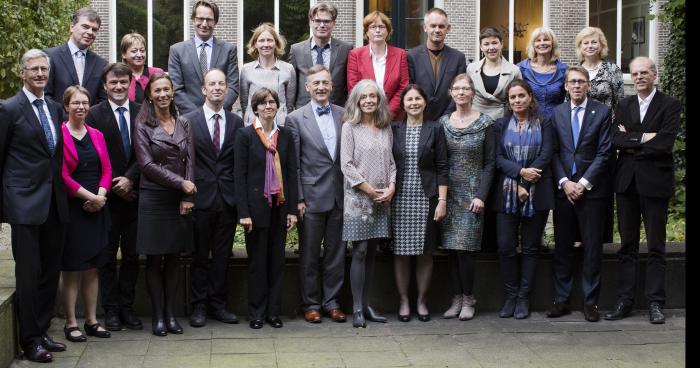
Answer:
[
  {"left": 285, "top": 103, "right": 344, "bottom": 213},
  {"left": 391, "top": 120, "right": 448, "bottom": 199},
  {"left": 551, "top": 99, "right": 612, "bottom": 199},
  {"left": 61, "top": 123, "right": 112, "bottom": 196},
  {"left": 613, "top": 90, "right": 681, "bottom": 198},
  {"left": 134, "top": 116, "right": 195, "bottom": 203},
  {"left": 289, "top": 37, "right": 353, "bottom": 108},
  {"left": 490, "top": 114, "right": 554, "bottom": 212},
  {"left": 184, "top": 107, "right": 244, "bottom": 210},
  {"left": 129, "top": 66, "right": 164, "bottom": 102},
  {"left": 407, "top": 45, "right": 467, "bottom": 121},
  {"left": 44, "top": 43, "right": 108, "bottom": 106},
  {"left": 467, "top": 57, "right": 522, "bottom": 120},
  {"left": 168, "top": 37, "right": 239, "bottom": 114},
  {"left": 347, "top": 44, "right": 409, "bottom": 120},
  {"left": 234, "top": 124, "right": 299, "bottom": 227},
  {"left": 0, "top": 91, "right": 69, "bottom": 224}
]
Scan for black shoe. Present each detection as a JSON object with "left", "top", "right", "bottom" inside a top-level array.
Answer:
[
  {"left": 119, "top": 308, "right": 143, "bottom": 330},
  {"left": 583, "top": 305, "right": 600, "bottom": 322},
  {"left": 649, "top": 303, "right": 665, "bottom": 324},
  {"left": 514, "top": 298, "right": 530, "bottom": 320},
  {"left": 546, "top": 302, "right": 571, "bottom": 318},
  {"left": 24, "top": 344, "right": 53, "bottom": 363},
  {"left": 152, "top": 319, "right": 167, "bottom": 336},
  {"left": 363, "top": 306, "right": 387, "bottom": 323},
  {"left": 211, "top": 308, "right": 239, "bottom": 324},
  {"left": 63, "top": 325, "right": 87, "bottom": 343},
  {"left": 266, "top": 317, "right": 283, "bottom": 328},
  {"left": 165, "top": 317, "right": 184, "bottom": 334},
  {"left": 417, "top": 313, "right": 431, "bottom": 322},
  {"left": 498, "top": 297, "right": 517, "bottom": 318},
  {"left": 249, "top": 319, "right": 264, "bottom": 329},
  {"left": 104, "top": 309, "right": 122, "bottom": 331},
  {"left": 352, "top": 310, "right": 366, "bottom": 328},
  {"left": 604, "top": 301, "right": 633, "bottom": 321},
  {"left": 40, "top": 335, "right": 66, "bottom": 352},
  {"left": 85, "top": 322, "right": 111, "bottom": 338},
  {"left": 398, "top": 313, "right": 411, "bottom": 322},
  {"left": 190, "top": 304, "right": 207, "bottom": 327}
]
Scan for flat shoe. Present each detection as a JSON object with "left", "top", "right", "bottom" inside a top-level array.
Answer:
[
  {"left": 63, "top": 325, "right": 87, "bottom": 343},
  {"left": 84, "top": 322, "right": 111, "bottom": 338},
  {"left": 398, "top": 313, "right": 411, "bottom": 322}
]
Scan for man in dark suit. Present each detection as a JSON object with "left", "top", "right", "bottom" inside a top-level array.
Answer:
[
  {"left": 85, "top": 62, "right": 142, "bottom": 331},
  {"left": 168, "top": 0, "right": 239, "bottom": 114},
  {"left": 0, "top": 49, "right": 69, "bottom": 363},
  {"left": 45, "top": 7, "right": 108, "bottom": 106},
  {"left": 185, "top": 68, "right": 243, "bottom": 327},
  {"left": 289, "top": 3, "right": 352, "bottom": 109},
  {"left": 546, "top": 65, "right": 612, "bottom": 323},
  {"left": 286, "top": 65, "right": 346, "bottom": 323},
  {"left": 604, "top": 57, "right": 681, "bottom": 324},
  {"left": 407, "top": 8, "right": 466, "bottom": 121}
]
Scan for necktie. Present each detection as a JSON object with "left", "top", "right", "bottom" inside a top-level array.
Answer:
[
  {"left": 313, "top": 44, "right": 329, "bottom": 65},
  {"left": 571, "top": 106, "right": 583, "bottom": 176},
  {"left": 212, "top": 113, "right": 221, "bottom": 154},
  {"left": 316, "top": 105, "right": 331, "bottom": 116},
  {"left": 75, "top": 51, "right": 85, "bottom": 85},
  {"left": 117, "top": 107, "right": 131, "bottom": 161},
  {"left": 32, "top": 99, "right": 56, "bottom": 155},
  {"left": 199, "top": 44, "right": 208, "bottom": 75}
]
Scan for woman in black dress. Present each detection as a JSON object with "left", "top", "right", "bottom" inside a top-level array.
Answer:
[
  {"left": 60, "top": 86, "right": 113, "bottom": 342},
  {"left": 134, "top": 73, "right": 196, "bottom": 336}
]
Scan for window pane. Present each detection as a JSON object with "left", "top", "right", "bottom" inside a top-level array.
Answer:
[
  {"left": 280, "top": 0, "right": 311, "bottom": 57},
  {"left": 116, "top": 0, "right": 147, "bottom": 63},
  {"left": 152, "top": 0, "right": 183, "bottom": 71},
  {"left": 406, "top": 0, "right": 428, "bottom": 18},
  {"left": 621, "top": 0, "right": 650, "bottom": 72},
  {"left": 243, "top": 0, "right": 274, "bottom": 63},
  {"left": 480, "top": 0, "right": 509, "bottom": 60},
  {"left": 368, "top": 0, "right": 392, "bottom": 14},
  {"left": 589, "top": 0, "right": 618, "bottom": 64},
  {"left": 514, "top": 0, "right": 542, "bottom": 64},
  {"left": 405, "top": 19, "right": 424, "bottom": 49}
]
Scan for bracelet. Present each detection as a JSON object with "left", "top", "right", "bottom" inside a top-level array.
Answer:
[{"left": 438, "top": 198, "right": 446, "bottom": 201}]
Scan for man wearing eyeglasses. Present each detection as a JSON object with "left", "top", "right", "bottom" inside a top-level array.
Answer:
[
  {"left": 289, "top": 3, "right": 352, "bottom": 108},
  {"left": 546, "top": 65, "right": 612, "bottom": 323},
  {"left": 168, "top": 0, "right": 239, "bottom": 114}
]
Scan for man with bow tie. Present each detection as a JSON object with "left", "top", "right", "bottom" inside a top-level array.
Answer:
[{"left": 286, "top": 65, "right": 347, "bottom": 323}]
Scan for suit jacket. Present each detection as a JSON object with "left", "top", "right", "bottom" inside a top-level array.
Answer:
[
  {"left": 0, "top": 91, "right": 69, "bottom": 224},
  {"left": 490, "top": 114, "right": 554, "bottom": 212},
  {"left": 407, "top": 45, "right": 467, "bottom": 121},
  {"left": 134, "top": 116, "right": 195, "bottom": 203},
  {"left": 347, "top": 45, "right": 409, "bottom": 120},
  {"left": 184, "top": 107, "right": 244, "bottom": 210},
  {"left": 391, "top": 120, "right": 448, "bottom": 199},
  {"left": 285, "top": 103, "right": 344, "bottom": 213},
  {"left": 467, "top": 57, "right": 522, "bottom": 120},
  {"left": 234, "top": 124, "right": 299, "bottom": 227},
  {"left": 61, "top": 123, "right": 112, "bottom": 196},
  {"left": 613, "top": 90, "right": 681, "bottom": 198},
  {"left": 168, "top": 37, "right": 239, "bottom": 114},
  {"left": 44, "top": 43, "right": 108, "bottom": 106},
  {"left": 289, "top": 38, "right": 353, "bottom": 108},
  {"left": 551, "top": 99, "right": 612, "bottom": 199}
]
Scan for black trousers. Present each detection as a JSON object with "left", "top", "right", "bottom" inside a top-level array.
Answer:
[
  {"left": 245, "top": 206, "right": 286, "bottom": 320},
  {"left": 190, "top": 206, "right": 237, "bottom": 311},
  {"left": 98, "top": 201, "right": 139, "bottom": 312},
  {"left": 616, "top": 179, "right": 669, "bottom": 306},
  {"left": 553, "top": 196, "right": 606, "bottom": 306},
  {"left": 496, "top": 211, "right": 548, "bottom": 297},
  {"left": 11, "top": 205, "right": 64, "bottom": 348}
]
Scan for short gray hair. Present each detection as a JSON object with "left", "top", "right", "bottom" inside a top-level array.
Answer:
[{"left": 21, "top": 49, "right": 50, "bottom": 70}]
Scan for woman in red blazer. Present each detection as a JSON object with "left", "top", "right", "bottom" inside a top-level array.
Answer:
[
  {"left": 347, "top": 11, "right": 409, "bottom": 120},
  {"left": 60, "top": 86, "right": 113, "bottom": 342}
]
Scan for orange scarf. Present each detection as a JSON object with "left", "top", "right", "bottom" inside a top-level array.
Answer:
[{"left": 255, "top": 125, "right": 285, "bottom": 207}]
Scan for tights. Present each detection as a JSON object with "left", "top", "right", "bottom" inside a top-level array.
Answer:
[
  {"left": 350, "top": 239, "right": 378, "bottom": 312},
  {"left": 146, "top": 254, "right": 179, "bottom": 319},
  {"left": 448, "top": 251, "right": 475, "bottom": 296}
]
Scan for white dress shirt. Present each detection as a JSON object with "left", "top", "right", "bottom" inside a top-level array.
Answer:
[
  {"left": 109, "top": 99, "right": 131, "bottom": 137},
  {"left": 195, "top": 35, "right": 214, "bottom": 70},
  {"left": 370, "top": 44, "right": 387, "bottom": 93},
  {"left": 68, "top": 38, "right": 86, "bottom": 84},
  {"left": 23, "top": 87, "right": 57, "bottom": 143},
  {"left": 203, "top": 103, "right": 227, "bottom": 149},
  {"left": 310, "top": 100, "right": 337, "bottom": 160},
  {"left": 253, "top": 117, "right": 279, "bottom": 140},
  {"left": 638, "top": 87, "right": 657, "bottom": 123}
]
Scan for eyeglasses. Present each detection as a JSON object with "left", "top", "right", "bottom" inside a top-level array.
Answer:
[
  {"left": 24, "top": 66, "right": 49, "bottom": 73},
  {"left": 194, "top": 16, "right": 216, "bottom": 24},
  {"left": 451, "top": 87, "right": 472, "bottom": 92},
  {"left": 368, "top": 24, "right": 387, "bottom": 31},
  {"left": 312, "top": 18, "right": 334, "bottom": 25},
  {"left": 69, "top": 101, "right": 90, "bottom": 106},
  {"left": 567, "top": 79, "right": 589, "bottom": 85}
]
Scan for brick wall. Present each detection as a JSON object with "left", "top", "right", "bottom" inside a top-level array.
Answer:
[
  {"left": 655, "top": 0, "right": 670, "bottom": 76},
  {"left": 92, "top": 0, "right": 110, "bottom": 60},
  {"left": 326, "top": 0, "right": 356, "bottom": 45},
  {"left": 547, "top": 0, "right": 587, "bottom": 66},
  {"left": 443, "top": 0, "right": 477, "bottom": 62}
]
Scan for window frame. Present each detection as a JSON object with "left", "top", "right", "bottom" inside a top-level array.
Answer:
[{"left": 359, "top": 0, "right": 436, "bottom": 49}]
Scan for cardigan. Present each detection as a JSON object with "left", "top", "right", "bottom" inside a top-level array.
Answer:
[{"left": 61, "top": 122, "right": 112, "bottom": 196}]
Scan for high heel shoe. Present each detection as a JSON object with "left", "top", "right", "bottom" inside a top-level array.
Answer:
[
  {"left": 352, "top": 310, "right": 366, "bottom": 328},
  {"left": 363, "top": 306, "right": 387, "bottom": 323},
  {"left": 152, "top": 319, "right": 167, "bottom": 336},
  {"left": 165, "top": 317, "right": 183, "bottom": 334},
  {"left": 63, "top": 325, "right": 87, "bottom": 343},
  {"left": 84, "top": 322, "right": 111, "bottom": 338},
  {"left": 417, "top": 313, "right": 430, "bottom": 322},
  {"left": 398, "top": 313, "right": 411, "bottom": 322}
]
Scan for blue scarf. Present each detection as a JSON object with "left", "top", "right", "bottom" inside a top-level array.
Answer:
[{"left": 502, "top": 115, "right": 542, "bottom": 217}]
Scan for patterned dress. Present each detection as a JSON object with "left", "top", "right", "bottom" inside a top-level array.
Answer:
[
  {"left": 584, "top": 61, "right": 625, "bottom": 120},
  {"left": 439, "top": 113, "right": 495, "bottom": 251},
  {"left": 391, "top": 126, "right": 430, "bottom": 255},
  {"left": 340, "top": 122, "right": 396, "bottom": 241}
]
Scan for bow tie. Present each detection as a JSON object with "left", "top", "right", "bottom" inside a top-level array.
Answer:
[{"left": 316, "top": 105, "right": 331, "bottom": 116}]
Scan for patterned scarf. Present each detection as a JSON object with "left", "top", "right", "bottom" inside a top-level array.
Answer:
[
  {"left": 502, "top": 115, "right": 542, "bottom": 217},
  {"left": 255, "top": 123, "right": 285, "bottom": 207}
]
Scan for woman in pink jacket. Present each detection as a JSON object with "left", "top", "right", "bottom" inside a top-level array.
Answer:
[{"left": 60, "top": 86, "right": 113, "bottom": 343}]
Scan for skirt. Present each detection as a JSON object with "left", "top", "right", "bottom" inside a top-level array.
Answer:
[
  {"left": 63, "top": 197, "right": 111, "bottom": 271},
  {"left": 136, "top": 188, "right": 194, "bottom": 255}
]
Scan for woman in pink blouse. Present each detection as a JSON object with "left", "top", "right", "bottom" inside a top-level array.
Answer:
[{"left": 121, "top": 33, "right": 164, "bottom": 104}]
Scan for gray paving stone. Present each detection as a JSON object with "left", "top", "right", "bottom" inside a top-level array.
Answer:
[
  {"left": 142, "top": 353, "right": 210, "bottom": 368},
  {"left": 276, "top": 352, "right": 344, "bottom": 368},
  {"left": 146, "top": 339, "right": 211, "bottom": 355},
  {"left": 211, "top": 338, "right": 274, "bottom": 354},
  {"left": 210, "top": 353, "right": 276, "bottom": 368},
  {"left": 82, "top": 340, "right": 149, "bottom": 356},
  {"left": 340, "top": 351, "right": 411, "bottom": 367},
  {"left": 10, "top": 356, "right": 80, "bottom": 368},
  {"left": 76, "top": 354, "right": 144, "bottom": 368}
]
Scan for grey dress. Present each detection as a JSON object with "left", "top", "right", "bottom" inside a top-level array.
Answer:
[
  {"left": 439, "top": 113, "right": 496, "bottom": 251},
  {"left": 240, "top": 59, "right": 297, "bottom": 126},
  {"left": 340, "top": 122, "right": 396, "bottom": 242}
]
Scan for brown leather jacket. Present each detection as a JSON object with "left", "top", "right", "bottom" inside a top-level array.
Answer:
[{"left": 134, "top": 116, "right": 195, "bottom": 202}]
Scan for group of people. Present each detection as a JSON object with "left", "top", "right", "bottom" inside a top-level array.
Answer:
[{"left": 0, "top": 1, "right": 681, "bottom": 363}]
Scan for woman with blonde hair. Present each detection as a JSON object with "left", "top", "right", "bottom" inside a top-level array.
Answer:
[
  {"left": 240, "top": 23, "right": 296, "bottom": 126},
  {"left": 120, "top": 33, "right": 164, "bottom": 104}
]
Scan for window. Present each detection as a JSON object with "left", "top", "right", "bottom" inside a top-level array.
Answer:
[
  {"left": 365, "top": 0, "right": 434, "bottom": 49},
  {"left": 241, "top": 0, "right": 310, "bottom": 63},
  {"left": 479, "top": 0, "right": 543, "bottom": 64}
]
